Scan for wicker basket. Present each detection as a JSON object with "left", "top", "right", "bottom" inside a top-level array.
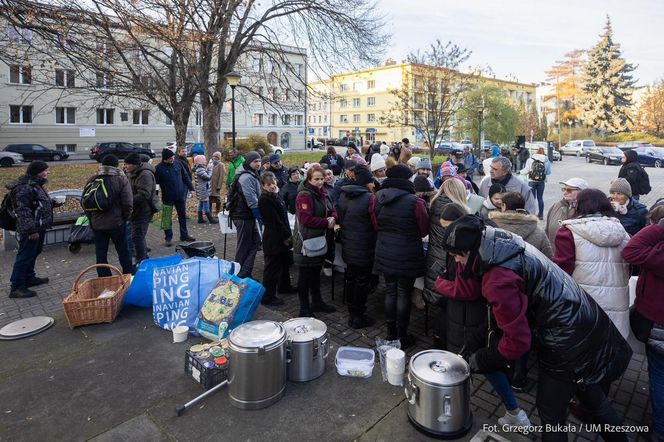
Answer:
[{"left": 63, "top": 264, "right": 131, "bottom": 328}]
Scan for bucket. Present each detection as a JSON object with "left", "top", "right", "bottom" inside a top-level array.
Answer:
[
  {"left": 386, "top": 348, "right": 405, "bottom": 386},
  {"left": 173, "top": 325, "right": 189, "bottom": 343}
]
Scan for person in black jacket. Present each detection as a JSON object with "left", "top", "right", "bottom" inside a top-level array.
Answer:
[
  {"left": 125, "top": 153, "right": 159, "bottom": 263},
  {"left": 337, "top": 166, "right": 377, "bottom": 329},
  {"left": 155, "top": 148, "right": 195, "bottom": 246},
  {"left": 319, "top": 147, "right": 345, "bottom": 176},
  {"left": 266, "top": 154, "right": 289, "bottom": 188},
  {"left": 280, "top": 167, "right": 301, "bottom": 214},
  {"left": 618, "top": 149, "right": 650, "bottom": 201},
  {"left": 258, "top": 172, "right": 294, "bottom": 306}
]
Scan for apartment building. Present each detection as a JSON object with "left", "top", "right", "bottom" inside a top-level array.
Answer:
[
  {"left": 307, "top": 79, "right": 332, "bottom": 140},
  {"left": 0, "top": 21, "right": 307, "bottom": 152}
]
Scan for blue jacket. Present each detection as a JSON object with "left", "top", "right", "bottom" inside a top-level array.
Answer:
[
  {"left": 155, "top": 160, "right": 193, "bottom": 205},
  {"left": 617, "top": 198, "right": 648, "bottom": 236}
]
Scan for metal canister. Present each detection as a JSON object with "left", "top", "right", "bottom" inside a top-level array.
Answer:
[{"left": 283, "top": 317, "right": 328, "bottom": 382}]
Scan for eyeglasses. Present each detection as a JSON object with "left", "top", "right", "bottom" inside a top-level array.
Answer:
[{"left": 561, "top": 187, "right": 580, "bottom": 193}]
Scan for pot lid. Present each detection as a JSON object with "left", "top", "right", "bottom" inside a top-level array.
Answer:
[
  {"left": 229, "top": 320, "right": 286, "bottom": 348},
  {"left": 409, "top": 350, "right": 469, "bottom": 386},
  {"left": 0, "top": 316, "right": 54, "bottom": 340},
  {"left": 283, "top": 317, "right": 327, "bottom": 343}
]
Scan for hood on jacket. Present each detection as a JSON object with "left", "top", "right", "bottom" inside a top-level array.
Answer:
[
  {"left": 98, "top": 165, "right": 124, "bottom": 177},
  {"left": 128, "top": 162, "right": 154, "bottom": 179},
  {"left": 562, "top": 216, "right": 629, "bottom": 248},
  {"left": 377, "top": 187, "right": 410, "bottom": 206},
  {"left": 340, "top": 184, "right": 369, "bottom": 199},
  {"left": 7, "top": 174, "right": 47, "bottom": 191},
  {"left": 489, "top": 210, "right": 539, "bottom": 238},
  {"left": 479, "top": 226, "right": 526, "bottom": 268}
]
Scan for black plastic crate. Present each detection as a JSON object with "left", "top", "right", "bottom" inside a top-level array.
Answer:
[{"left": 184, "top": 350, "right": 228, "bottom": 390}]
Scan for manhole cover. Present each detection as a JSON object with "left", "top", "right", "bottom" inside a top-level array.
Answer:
[{"left": 0, "top": 316, "right": 54, "bottom": 340}]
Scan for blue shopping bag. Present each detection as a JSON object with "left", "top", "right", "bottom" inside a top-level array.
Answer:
[{"left": 124, "top": 255, "right": 183, "bottom": 307}]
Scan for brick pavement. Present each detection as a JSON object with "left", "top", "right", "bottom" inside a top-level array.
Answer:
[{"left": 0, "top": 155, "right": 661, "bottom": 441}]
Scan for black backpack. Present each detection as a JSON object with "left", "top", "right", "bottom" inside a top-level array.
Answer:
[
  {"left": 528, "top": 159, "right": 546, "bottom": 182},
  {"left": 0, "top": 191, "right": 17, "bottom": 231},
  {"left": 225, "top": 173, "right": 243, "bottom": 214},
  {"left": 81, "top": 175, "right": 113, "bottom": 212}
]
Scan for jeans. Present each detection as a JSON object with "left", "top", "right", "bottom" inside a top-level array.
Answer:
[
  {"left": 10, "top": 231, "right": 45, "bottom": 289},
  {"left": 485, "top": 371, "right": 519, "bottom": 411},
  {"left": 262, "top": 251, "right": 291, "bottom": 300},
  {"left": 197, "top": 200, "right": 211, "bottom": 215},
  {"left": 647, "top": 345, "right": 664, "bottom": 439},
  {"left": 529, "top": 181, "right": 546, "bottom": 217},
  {"left": 536, "top": 368, "right": 626, "bottom": 442},
  {"left": 93, "top": 224, "right": 133, "bottom": 277},
  {"left": 345, "top": 265, "right": 373, "bottom": 317},
  {"left": 298, "top": 265, "right": 323, "bottom": 309},
  {"left": 384, "top": 274, "right": 415, "bottom": 334},
  {"left": 164, "top": 198, "right": 189, "bottom": 241},
  {"left": 125, "top": 222, "right": 134, "bottom": 259},
  {"left": 233, "top": 218, "right": 262, "bottom": 278},
  {"left": 131, "top": 219, "right": 150, "bottom": 263}
]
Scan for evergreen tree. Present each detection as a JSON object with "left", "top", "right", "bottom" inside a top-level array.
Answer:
[{"left": 579, "top": 16, "right": 636, "bottom": 133}]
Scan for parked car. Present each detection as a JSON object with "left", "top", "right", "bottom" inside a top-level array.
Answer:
[
  {"left": 89, "top": 142, "right": 156, "bottom": 162},
  {"left": 586, "top": 147, "right": 623, "bottom": 165},
  {"left": 435, "top": 141, "right": 463, "bottom": 154},
  {"left": 527, "top": 142, "right": 561, "bottom": 161},
  {"left": 271, "top": 145, "right": 290, "bottom": 155},
  {"left": 0, "top": 150, "right": 24, "bottom": 167},
  {"left": 4, "top": 144, "right": 69, "bottom": 162},
  {"left": 633, "top": 146, "right": 664, "bottom": 168},
  {"left": 617, "top": 141, "right": 654, "bottom": 152},
  {"left": 560, "top": 139, "right": 595, "bottom": 156},
  {"left": 459, "top": 139, "right": 473, "bottom": 150}
]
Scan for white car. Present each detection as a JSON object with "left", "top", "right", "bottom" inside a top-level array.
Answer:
[
  {"left": 271, "top": 145, "right": 290, "bottom": 155},
  {"left": 0, "top": 150, "right": 24, "bottom": 167},
  {"left": 561, "top": 140, "right": 595, "bottom": 157}
]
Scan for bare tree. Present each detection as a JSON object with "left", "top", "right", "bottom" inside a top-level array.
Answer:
[{"left": 380, "top": 40, "right": 479, "bottom": 160}]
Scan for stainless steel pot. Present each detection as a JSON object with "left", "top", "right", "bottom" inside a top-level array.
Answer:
[
  {"left": 228, "top": 320, "right": 287, "bottom": 410},
  {"left": 283, "top": 317, "right": 328, "bottom": 382},
  {"left": 405, "top": 350, "right": 472, "bottom": 438}
]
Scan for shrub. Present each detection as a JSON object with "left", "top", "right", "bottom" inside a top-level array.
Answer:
[{"left": 222, "top": 134, "right": 271, "bottom": 155}]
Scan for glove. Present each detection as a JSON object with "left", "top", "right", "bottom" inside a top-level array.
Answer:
[
  {"left": 251, "top": 208, "right": 264, "bottom": 229},
  {"left": 468, "top": 347, "right": 510, "bottom": 374}
]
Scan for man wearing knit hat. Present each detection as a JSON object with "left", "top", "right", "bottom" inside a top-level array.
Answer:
[
  {"left": 609, "top": 177, "right": 648, "bottom": 236},
  {"left": 7, "top": 161, "right": 60, "bottom": 298},
  {"left": 155, "top": 148, "right": 195, "bottom": 246},
  {"left": 266, "top": 153, "right": 288, "bottom": 188}
]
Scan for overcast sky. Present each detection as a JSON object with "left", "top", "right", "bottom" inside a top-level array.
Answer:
[{"left": 378, "top": 0, "right": 664, "bottom": 86}]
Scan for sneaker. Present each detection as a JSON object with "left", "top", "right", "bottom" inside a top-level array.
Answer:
[
  {"left": 322, "top": 267, "right": 333, "bottom": 277},
  {"left": 180, "top": 235, "right": 196, "bottom": 242},
  {"left": 9, "top": 287, "right": 37, "bottom": 298},
  {"left": 497, "top": 409, "right": 531, "bottom": 428},
  {"left": 27, "top": 276, "right": 49, "bottom": 287},
  {"left": 311, "top": 302, "right": 336, "bottom": 313},
  {"left": 164, "top": 239, "right": 173, "bottom": 247},
  {"left": 261, "top": 296, "right": 285, "bottom": 307}
]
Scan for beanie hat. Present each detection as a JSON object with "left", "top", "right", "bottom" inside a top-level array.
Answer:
[
  {"left": 161, "top": 148, "right": 175, "bottom": 160},
  {"left": 609, "top": 178, "right": 632, "bottom": 198},
  {"left": 194, "top": 154, "right": 207, "bottom": 165},
  {"left": 344, "top": 159, "right": 358, "bottom": 171},
  {"left": 27, "top": 160, "right": 49, "bottom": 176},
  {"left": 353, "top": 166, "right": 373, "bottom": 186},
  {"left": 370, "top": 153, "right": 386, "bottom": 172},
  {"left": 386, "top": 164, "right": 413, "bottom": 180},
  {"left": 269, "top": 154, "right": 281, "bottom": 163},
  {"left": 414, "top": 175, "right": 434, "bottom": 192},
  {"left": 416, "top": 157, "right": 432, "bottom": 171},
  {"left": 407, "top": 156, "right": 420, "bottom": 168},
  {"left": 347, "top": 141, "right": 357, "bottom": 149},
  {"left": 102, "top": 154, "right": 119, "bottom": 168},
  {"left": 124, "top": 153, "right": 141, "bottom": 165},
  {"left": 212, "top": 151, "right": 222, "bottom": 160},
  {"left": 244, "top": 151, "right": 261, "bottom": 165},
  {"left": 261, "top": 157, "right": 270, "bottom": 167},
  {"left": 440, "top": 203, "right": 468, "bottom": 222},
  {"left": 439, "top": 162, "right": 458, "bottom": 177},
  {"left": 489, "top": 183, "right": 507, "bottom": 198},
  {"left": 441, "top": 215, "right": 486, "bottom": 278},
  {"left": 350, "top": 153, "right": 367, "bottom": 166},
  {"left": 288, "top": 166, "right": 301, "bottom": 175}
]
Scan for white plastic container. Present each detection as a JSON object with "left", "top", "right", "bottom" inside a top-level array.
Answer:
[
  {"left": 335, "top": 346, "right": 375, "bottom": 378},
  {"left": 172, "top": 325, "right": 189, "bottom": 343},
  {"left": 386, "top": 348, "right": 406, "bottom": 386}
]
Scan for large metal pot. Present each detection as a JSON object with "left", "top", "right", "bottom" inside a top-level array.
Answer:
[
  {"left": 228, "top": 320, "right": 287, "bottom": 410},
  {"left": 405, "top": 350, "right": 473, "bottom": 438},
  {"left": 283, "top": 317, "right": 328, "bottom": 382}
]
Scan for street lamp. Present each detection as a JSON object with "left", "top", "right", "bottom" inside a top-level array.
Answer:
[
  {"left": 225, "top": 71, "right": 242, "bottom": 150},
  {"left": 477, "top": 98, "right": 486, "bottom": 158},
  {"left": 568, "top": 120, "right": 573, "bottom": 143}
]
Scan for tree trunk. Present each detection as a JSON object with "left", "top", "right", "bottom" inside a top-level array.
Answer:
[
  {"left": 202, "top": 96, "right": 220, "bottom": 157},
  {"left": 174, "top": 111, "right": 188, "bottom": 152}
]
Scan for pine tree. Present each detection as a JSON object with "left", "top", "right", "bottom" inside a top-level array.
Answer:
[{"left": 579, "top": 16, "right": 636, "bottom": 133}]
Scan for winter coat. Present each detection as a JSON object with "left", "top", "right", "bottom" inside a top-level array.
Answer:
[
  {"left": 520, "top": 154, "right": 552, "bottom": 183},
  {"left": 467, "top": 193, "right": 484, "bottom": 215},
  {"left": 330, "top": 177, "right": 352, "bottom": 205},
  {"left": 293, "top": 182, "right": 336, "bottom": 267},
  {"left": 6, "top": 175, "right": 54, "bottom": 234},
  {"left": 230, "top": 166, "right": 262, "bottom": 221},
  {"left": 210, "top": 161, "right": 226, "bottom": 199},
  {"left": 88, "top": 166, "right": 133, "bottom": 231},
  {"left": 424, "top": 196, "right": 453, "bottom": 303},
  {"left": 226, "top": 156, "right": 244, "bottom": 187},
  {"left": 545, "top": 199, "right": 576, "bottom": 252},
  {"left": 478, "top": 173, "right": 537, "bottom": 214},
  {"left": 477, "top": 226, "right": 631, "bottom": 384},
  {"left": 337, "top": 184, "right": 377, "bottom": 267},
  {"left": 267, "top": 165, "right": 289, "bottom": 189},
  {"left": 193, "top": 164, "right": 212, "bottom": 201},
  {"left": 618, "top": 162, "right": 651, "bottom": 197},
  {"left": 615, "top": 198, "right": 648, "bottom": 236},
  {"left": 320, "top": 153, "right": 345, "bottom": 176},
  {"left": 258, "top": 191, "right": 292, "bottom": 255},
  {"left": 556, "top": 216, "right": 631, "bottom": 338},
  {"left": 155, "top": 160, "right": 194, "bottom": 204},
  {"left": 373, "top": 178, "right": 429, "bottom": 277},
  {"left": 279, "top": 179, "right": 299, "bottom": 214},
  {"left": 478, "top": 199, "right": 499, "bottom": 221},
  {"left": 621, "top": 224, "right": 664, "bottom": 325},
  {"left": 177, "top": 156, "right": 193, "bottom": 182},
  {"left": 517, "top": 146, "right": 530, "bottom": 163},
  {"left": 128, "top": 163, "right": 159, "bottom": 222},
  {"left": 489, "top": 210, "right": 553, "bottom": 258}
]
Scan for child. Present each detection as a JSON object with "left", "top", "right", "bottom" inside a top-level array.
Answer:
[
  {"left": 193, "top": 155, "right": 218, "bottom": 224},
  {"left": 478, "top": 183, "right": 506, "bottom": 220}
]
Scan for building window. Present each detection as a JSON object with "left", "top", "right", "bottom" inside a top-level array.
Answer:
[
  {"left": 339, "top": 83, "right": 348, "bottom": 92},
  {"left": 295, "top": 115, "right": 303, "bottom": 126},
  {"left": 340, "top": 114, "right": 348, "bottom": 123},
  {"left": 295, "top": 63, "right": 303, "bottom": 76},
  {"left": 253, "top": 113, "right": 264, "bottom": 126},
  {"left": 252, "top": 58, "right": 261, "bottom": 72},
  {"left": 195, "top": 110, "right": 202, "bottom": 126},
  {"left": 256, "top": 86, "right": 264, "bottom": 97},
  {"left": 9, "top": 105, "right": 32, "bottom": 123},
  {"left": 7, "top": 26, "right": 32, "bottom": 44},
  {"left": 340, "top": 99, "right": 347, "bottom": 108},
  {"left": 96, "top": 38, "right": 113, "bottom": 56},
  {"left": 96, "top": 108, "right": 114, "bottom": 125},
  {"left": 282, "top": 114, "right": 291, "bottom": 126},
  {"left": 282, "top": 89, "right": 290, "bottom": 101},
  {"left": 55, "top": 144, "right": 77, "bottom": 153},
  {"left": 353, "top": 114, "right": 361, "bottom": 123},
  {"left": 55, "top": 107, "right": 75, "bottom": 124},
  {"left": 269, "top": 114, "right": 277, "bottom": 126},
  {"left": 352, "top": 82, "right": 360, "bottom": 91},
  {"left": 96, "top": 72, "right": 112, "bottom": 89},
  {"left": 164, "top": 114, "right": 173, "bottom": 125},
  {"left": 9, "top": 65, "right": 31, "bottom": 84},
  {"left": 296, "top": 90, "right": 303, "bottom": 103},
  {"left": 317, "top": 115, "right": 322, "bottom": 123},
  {"left": 367, "top": 97, "right": 376, "bottom": 106},
  {"left": 55, "top": 69, "right": 75, "bottom": 87},
  {"left": 367, "top": 113, "right": 375, "bottom": 122},
  {"left": 324, "top": 115, "right": 327, "bottom": 123},
  {"left": 352, "top": 98, "right": 360, "bottom": 107},
  {"left": 367, "top": 80, "right": 375, "bottom": 89},
  {"left": 120, "top": 112, "right": 128, "bottom": 122},
  {"left": 132, "top": 109, "right": 149, "bottom": 125}
]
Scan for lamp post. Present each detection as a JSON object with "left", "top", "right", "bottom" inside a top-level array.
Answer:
[
  {"left": 225, "top": 71, "right": 242, "bottom": 150},
  {"left": 477, "top": 98, "right": 486, "bottom": 158},
  {"left": 568, "top": 120, "right": 573, "bottom": 143}
]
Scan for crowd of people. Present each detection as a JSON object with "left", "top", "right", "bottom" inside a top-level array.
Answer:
[{"left": 5, "top": 139, "right": 663, "bottom": 441}]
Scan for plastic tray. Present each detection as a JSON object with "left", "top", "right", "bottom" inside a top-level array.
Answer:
[{"left": 335, "top": 346, "right": 375, "bottom": 378}]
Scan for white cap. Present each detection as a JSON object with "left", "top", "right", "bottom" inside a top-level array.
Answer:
[
  {"left": 559, "top": 177, "right": 589, "bottom": 190},
  {"left": 407, "top": 156, "right": 420, "bottom": 167},
  {"left": 370, "top": 153, "right": 386, "bottom": 172}
]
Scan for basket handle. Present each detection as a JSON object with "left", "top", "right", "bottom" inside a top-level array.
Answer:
[{"left": 72, "top": 264, "right": 125, "bottom": 292}]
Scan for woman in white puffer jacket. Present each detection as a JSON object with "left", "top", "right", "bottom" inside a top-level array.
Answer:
[{"left": 552, "top": 188, "right": 631, "bottom": 338}]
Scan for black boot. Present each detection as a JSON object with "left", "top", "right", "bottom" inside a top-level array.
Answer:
[
  {"left": 207, "top": 211, "right": 219, "bottom": 224},
  {"left": 386, "top": 320, "right": 397, "bottom": 341},
  {"left": 311, "top": 288, "right": 336, "bottom": 313},
  {"left": 397, "top": 325, "right": 416, "bottom": 350},
  {"left": 197, "top": 212, "right": 206, "bottom": 224}
]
